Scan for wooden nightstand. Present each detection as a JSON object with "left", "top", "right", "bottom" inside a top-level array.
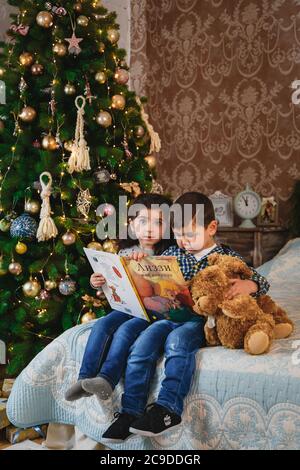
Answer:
[{"left": 216, "top": 226, "right": 289, "bottom": 268}]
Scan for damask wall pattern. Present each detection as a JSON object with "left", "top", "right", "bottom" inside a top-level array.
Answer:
[
  {"left": 0, "top": 1, "right": 299, "bottom": 219},
  {"left": 131, "top": 0, "right": 300, "bottom": 220}
]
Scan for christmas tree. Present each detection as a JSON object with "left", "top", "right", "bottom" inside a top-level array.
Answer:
[{"left": 0, "top": 0, "right": 160, "bottom": 375}]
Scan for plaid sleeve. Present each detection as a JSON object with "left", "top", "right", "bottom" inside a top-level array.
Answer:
[
  {"left": 223, "top": 247, "right": 270, "bottom": 298},
  {"left": 161, "top": 245, "right": 178, "bottom": 256},
  {"left": 249, "top": 270, "right": 270, "bottom": 298}
]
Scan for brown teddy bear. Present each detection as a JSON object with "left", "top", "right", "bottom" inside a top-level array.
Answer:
[{"left": 190, "top": 253, "right": 294, "bottom": 355}]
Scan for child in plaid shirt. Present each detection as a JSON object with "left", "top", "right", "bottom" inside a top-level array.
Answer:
[{"left": 102, "top": 192, "right": 269, "bottom": 443}]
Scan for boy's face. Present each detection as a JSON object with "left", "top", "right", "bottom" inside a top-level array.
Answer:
[
  {"left": 130, "top": 208, "right": 166, "bottom": 247},
  {"left": 173, "top": 218, "right": 218, "bottom": 254}
]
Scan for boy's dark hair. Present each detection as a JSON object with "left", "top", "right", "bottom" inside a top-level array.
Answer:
[
  {"left": 172, "top": 192, "right": 216, "bottom": 229},
  {"left": 118, "top": 193, "right": 175, "bottom": 255}
]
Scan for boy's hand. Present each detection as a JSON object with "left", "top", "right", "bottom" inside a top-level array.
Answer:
[
  {"left": 225, "top": 279, "right": 258, "bottom": 300},
  {"left": 128, "top": 252, "right": 149, "bottom": 261},
  {"left": 90, "top": 273, "right": 106, "bottom": 288}
]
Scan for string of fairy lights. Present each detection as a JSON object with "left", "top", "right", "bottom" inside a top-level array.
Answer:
[{"left": 0, "top": 0, "right": 156, "bottom": 338}]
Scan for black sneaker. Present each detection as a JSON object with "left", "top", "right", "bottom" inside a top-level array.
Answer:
[
  {"left": 129, "top": 403, "right": 182, "bottom": 437},
  {"left": 102, "top": 412, "right": 137, "bottom": 443}
]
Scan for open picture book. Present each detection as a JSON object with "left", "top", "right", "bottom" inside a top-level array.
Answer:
[{"left": 84, "top": 248, "right": 194, "bottom": 321}]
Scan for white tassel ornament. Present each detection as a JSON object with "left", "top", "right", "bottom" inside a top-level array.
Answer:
[
  {"left": 136, "top": 96, "right": 161, "bottom": 153},
  {"left": 68, "top": 95, "right": 91, "bottom": 173},
  {"left": 37, "top": 171, "right": 58, "bottom": 242}
]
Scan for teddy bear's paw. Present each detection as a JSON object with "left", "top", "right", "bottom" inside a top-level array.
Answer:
[
  {"left": 244, "top": 330, "right": 270, "bottom": 355},
  {"left": 274, "top": 322, "right": 293, "bottom": 339}
]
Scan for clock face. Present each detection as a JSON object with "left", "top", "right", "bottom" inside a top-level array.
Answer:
[{"left": 235, "top": 192, "right": 261, "bottom": 219}]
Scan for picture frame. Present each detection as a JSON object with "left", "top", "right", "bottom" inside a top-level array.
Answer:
[
  {"left": 257, "top": 196, "right": 279, "bottom": 226},
  {"left": 209, "top": 191, "right": 234, "bottom": 227}
]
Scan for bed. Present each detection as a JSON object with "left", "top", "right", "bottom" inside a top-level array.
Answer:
[{"left": 6, "top": 239, "right": 300, "bottom": 450}]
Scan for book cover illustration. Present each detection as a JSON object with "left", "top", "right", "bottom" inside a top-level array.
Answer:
[
  {"left": 84, "top": 248, "right": 149, "bottom": 320},
  {"left": 123, "top": 256, "right": 194, "bottom": 314}
]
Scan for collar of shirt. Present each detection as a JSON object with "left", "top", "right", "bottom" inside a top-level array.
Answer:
[
  {"left": 192, "top": 244, "right": 217, "bottom": 261},
  {"left": 164, "top": 244, "right": 220, "bottom": 263}
]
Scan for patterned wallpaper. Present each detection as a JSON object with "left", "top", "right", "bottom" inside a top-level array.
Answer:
[
  {"left": 131, "top": 0, "right": 300, "bottom": 222},
  {"left": 1, "top": 1, "right": 300, "bottom": 221}
]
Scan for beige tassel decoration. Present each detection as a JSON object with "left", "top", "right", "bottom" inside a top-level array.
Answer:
[
  {"left": 37, "top": 171, "right": 58, "bottom": 242},
  {"left": 68, "top": 95, "right": 91, "bottom": 174},
  {"left": 136, "top": 96, "right": 161, "bottom": 153}
]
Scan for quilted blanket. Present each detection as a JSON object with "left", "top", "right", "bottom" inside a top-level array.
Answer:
[{"left": 7, "top": 239, "right": 300, "bottom": 450}]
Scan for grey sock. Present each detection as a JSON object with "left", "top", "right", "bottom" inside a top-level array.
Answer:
[
  {"left": 65, "top": 380, "right": 92, "bottom": 401},
  {"left": 82, "top": 377, "right": 113, "bottom": 401}
]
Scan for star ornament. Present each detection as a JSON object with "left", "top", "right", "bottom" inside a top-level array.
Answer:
[
  {"left": 65, "top": 33, "right": 83, "bottom": 55},
  {"left": 77, "top": 188, "right": 92, "bottom": 218}
]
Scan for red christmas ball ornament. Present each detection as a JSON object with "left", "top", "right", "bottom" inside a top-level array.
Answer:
[
  {"left": 39, "top": 289, "right": 50, "bottom": 300},
  {"left": 114, "top": 68, "right": 129, "bottom": 85},
  {"left": 33, "top": 139, "right": 41, "bottom": 148},
  {"left": 103, "top": 203, "right": 115, "bottom": 217}
]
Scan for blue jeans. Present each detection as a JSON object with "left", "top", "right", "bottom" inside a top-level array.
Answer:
[
  {"left": 121, "top": 318, "right": 206, "bottom": 417},
  {"left": 78, "top": 310, "right": 149, "bottom": 387}
]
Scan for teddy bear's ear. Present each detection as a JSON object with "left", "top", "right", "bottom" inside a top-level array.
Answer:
[
  {"left": 225, "top": 257, "right": 252, "bottom": 278},
  {"left": 208, "top": 253, "right": 221, "bottom": 265}
]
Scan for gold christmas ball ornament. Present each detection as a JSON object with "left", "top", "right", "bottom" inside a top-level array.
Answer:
[
  {"left": 114, "top": 68, "right": 129, "bottom": 85},
  {"left": 87, "top": 241, "right": 103, "bottom": 251},
  {"left": 64, "top": 83, "right": 76, "bottom": 95},
  {"left": 73, "top": 2, "right": 83, "bottom": 12},
  {"left": 96, "top": 111, "right": 112, "bottom": 128},
  {"left": 64, "top": 140, "right": 74, "bottom": 152},
  {"left": 107, "top": 28, "right": 120, "bottom": 44},
  {"left": 42, "top": 134, "right": 58, "bottom": 151},
  {"left": 62, "top": 231, "right": 76, "bottom": 245},
  {"left": 23, "top": 279, "right": 41, "bottom": 298},
  {"left": 103, "top": 239, "right": 118, "bottom": 253},
  {"left": 8, "top": 262, "right": 22, "bottom": 276},
  {"left": 95, "top": 71, "right": 107, "bottom": 84},
  {"left": 31, "top": 63, "right": 44, "bottom": 75},
  {"left": 81, "top": 309, "right": 97, "bottom": 323},
  {"left": 19, "top": 106, "right": 37, "bottom": 122},
  {"left": 135, "top": 125, "right": 145, "bottom": 138},
  {"left": 45, "top": 279, "right": 57, "bottom": 291},
  {"left": 77, "top": 15, "right": 89, "bottom": 27},
  {"left": 53, "top": 42, "right": 67, "bottom": 57},
  {"left": 98, "top": 42, "right": 105, "bottom": 54},
  {"left": 145, "top": 155, "right": 157, "bottom": 169},
  {"left": 36, "top": 11, "right": 53, "bottom": 28},
  {"left": 0, "top": 67, "right": 6, "bottom": 77},
  {"left": 111, "top": 94, "right": 126, "bottom": 110},
  {"left": 19, "top": 52, "right": 34, "bottom": 67},
  {"left": 25, "top": 199, "right": 40, "bottom": 215},
  {"left": 15, "top": 241, "right": 27, "bottom": 254}
]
